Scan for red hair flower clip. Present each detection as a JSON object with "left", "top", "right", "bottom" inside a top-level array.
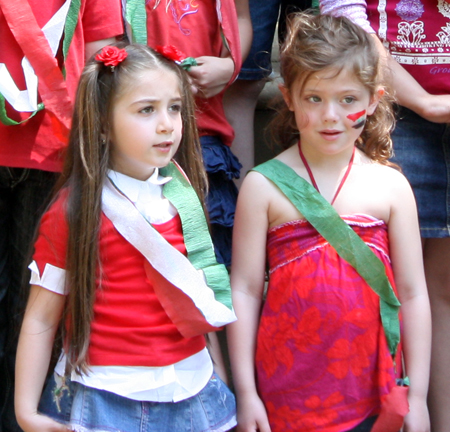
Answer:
[
  {"left": 155, "top": 45, "right": 197, "bottom": 71},
  {"left": 95, "top": 46, "right": 128, "bottom": 71}
]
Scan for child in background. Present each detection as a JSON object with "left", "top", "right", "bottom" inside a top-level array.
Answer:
[
  {"left": 224, "top": 0, "right": 312, "bottom": 184},
  {"left": 228, "top": 13, "right": 431, "bottom": 432},
  {"left": 15, "top": 44, "right": 237, "bottom": 432},
  {"left": 124, "top": 0, "right": 252, "bottom": 267}
]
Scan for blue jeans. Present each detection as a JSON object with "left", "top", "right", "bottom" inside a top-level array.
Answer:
[
  {"left": 391, "top": 107, "right": 450, "bottom": 238},
  {"left": 239, "top": 0, "right": 312, "bottom": 80},
  {"left": 40, "top": 373, "right": 237, "bottom": 432},
  {"left": 0, "top": 167, "right": 58, "bottom": 432}
]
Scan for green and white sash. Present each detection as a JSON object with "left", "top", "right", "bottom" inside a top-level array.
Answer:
[{"left": 102, "top": 162, "right": 235, "bottom": 338}]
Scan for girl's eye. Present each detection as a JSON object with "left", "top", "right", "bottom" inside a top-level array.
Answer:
[
  {"left": 342, "top": 96, "right": 355, "bottom": 104},
  {"left": 170, "top": 103, "right": 182, "bottom": 113},
  {"left": 307, "top": 96, "right": 321, "bottom": 103},
  {"left": 140, "top": 106, "right": 154, "bottom": 114}
]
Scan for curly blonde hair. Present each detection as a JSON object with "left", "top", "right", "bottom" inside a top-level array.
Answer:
[{"left": 270, "top": 12, "right": 396, "bottom": 165}]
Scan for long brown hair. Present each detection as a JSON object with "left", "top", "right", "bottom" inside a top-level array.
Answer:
[
  {"left": 270, "top": 12, "right": 396, "bottom": 165},
  {"left": 56, "top": 43, "right": 206, "bottom": 373}
]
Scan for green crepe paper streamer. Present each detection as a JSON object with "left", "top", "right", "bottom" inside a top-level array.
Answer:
[
  {"left": 179, "top": 57, "right": 197, "bottom": 71},
  {"left": 62, "top": 0, "right": 81, "bottom": 78},
  {"left": 253, "top": 159, "right": 401, "bottom": 356},
  {"left": 0, "top": 93, "right": 44, "bottom": 125},
  {"left": 161, "top": 163, "right": 233, "bottom": 311},
  {"left": 126, "top": 0, "right": 148, "bottom": 44},
  {"left": 1, "top": 0, "right": 80, "bottom": 125}
]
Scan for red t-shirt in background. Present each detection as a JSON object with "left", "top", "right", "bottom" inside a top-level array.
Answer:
[
  {"left": 146, "top": 0, "right": 238, "bottom": 146},
  {"left": 0, "top": 0, "right": 123, "bottom": 172}
]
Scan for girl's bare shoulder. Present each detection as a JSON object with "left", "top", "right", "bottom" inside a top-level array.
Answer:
[
  {"left": 360, "top": 160, "right": 412, "bottom": 193},
  {"left": 274, "top": 145, "right": 301, "bottom": 168},
  {"left": 241, "top": 152, "right": 304, "bottom": 228},
  {"left": 243, "top": 145, "right": 299, "bottom": 197}
]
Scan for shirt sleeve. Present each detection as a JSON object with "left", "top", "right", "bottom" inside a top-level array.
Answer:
[
  {"left": 320, "top": 0, "right": 376, "bottom": 34},
  {"left": 31, "top": 193, "right": 69, "bottom": 294},
  {"left": 81, "top": 0, "right": 124, "bottom": 43}
]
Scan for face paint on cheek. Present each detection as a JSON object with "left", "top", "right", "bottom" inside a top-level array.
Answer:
[{"left": 347, "top": 109, "right": 366, "bottom": 129}]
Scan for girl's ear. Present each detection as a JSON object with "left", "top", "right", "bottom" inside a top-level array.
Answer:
[
  {"left": 367, "top": 87, "right": 385, "bottom": 115},
  {"left": 279, "top": 83, "right": 294, "bottom": 111}
]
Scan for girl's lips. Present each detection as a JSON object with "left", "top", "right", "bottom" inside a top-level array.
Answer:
[
  {"left": 319, "top": 130, "right": 342, "bottom": 140},
  {"left": 154, "top": 141, "right": 173, "bottom": 151}
]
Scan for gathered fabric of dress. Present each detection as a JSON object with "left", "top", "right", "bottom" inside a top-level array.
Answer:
[{"left": 256, "top": 212, "right": 400, "bottom": 432}]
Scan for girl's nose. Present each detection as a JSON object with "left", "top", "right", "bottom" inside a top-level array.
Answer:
[
  {"left": 157, "top": 111, "right": 174, "bottom": 133},
  {"left": 322, "top": 102, "right": 339, "bottom": 123}
]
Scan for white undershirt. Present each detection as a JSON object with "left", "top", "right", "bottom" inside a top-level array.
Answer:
[{"left": 29, "top": 168, "right": 212, "bottom": 402}]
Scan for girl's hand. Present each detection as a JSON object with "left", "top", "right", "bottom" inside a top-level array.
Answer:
[
  {"left": 187, "top": 56, "right": 235, "bottom": 98},
  {"left": 236, "top": 393, "right": 271, "bottom": 432},
  {"left": 17, "top": 412, "right": 70, "bottom": 432},
  {"left": 402, "top": 395, "right": 430, "bottom": 432}
]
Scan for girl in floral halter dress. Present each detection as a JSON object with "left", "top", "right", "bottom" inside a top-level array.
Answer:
[{"left": 228, "top": 13, "right": 431, "bottom": 432}]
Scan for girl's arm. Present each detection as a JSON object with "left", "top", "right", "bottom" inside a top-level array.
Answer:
[
  {"left": 227, "top": 172, "right": 272, "bottom": 432},
  {"left": 85, "top": 37, "right": 119, "bottom": 61},
  {"left": 234, "top": 0, "right": 252, "bottom": 62},
  {"left": 207, "top": 331, "right": 228, "bottom": 384},
  {"left": 387, "top": 172, "right": 432, "bottom": 432},
  {"left": 15, "top": 285, "right": 67, "bottom": 432},
  {"left": 188, "top": 0, "right": 252, "bottom": 98},
  {"left": 372, "top": 36, "right": 450, "bottom": 124}
]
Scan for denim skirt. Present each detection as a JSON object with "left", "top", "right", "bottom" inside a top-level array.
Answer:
[
  {"left": 39, "top": 373, "right": 236, "bottom": 432},
  {"left": 391, "top": 106, "right": 450, "bottom": 238}
]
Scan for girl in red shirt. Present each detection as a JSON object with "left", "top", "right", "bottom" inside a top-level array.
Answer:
[{"left": 15, "top": 43, "right": 237, "bottom": 432}]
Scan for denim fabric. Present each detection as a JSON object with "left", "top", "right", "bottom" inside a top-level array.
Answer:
[
  {"left": 391, "top": 107, "right": 450, "bottom": 238},
  {"left": 238, "top": 0, "right": 280, "bottom": 80},
  {"left": 41, "top": 373, "right": 236, "bottom": 432},
  {"left": 38, "top": 373, "right": 75, "bottom": 426},
  {"left": 239, "top": 0, "right": 312, "bottom": 80},
  {"left": 0, "top": 167, "right": 58, "bottom": 432}
]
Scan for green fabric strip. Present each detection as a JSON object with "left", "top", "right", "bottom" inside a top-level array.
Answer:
[
  {"left": 161, "top": 163, "right": 233, "bottom": 310},
  {"left": 253, "top": 159, "right": 401, "bottom": 355},
  {"left": 0, "top": 94, "right": 44, "bottom": 125},
  {"left": 62, "top": 0, "right": 81, "bottom": 77},
  {"left": 125, "top": 0, "right": 148, "bottom": 44}
]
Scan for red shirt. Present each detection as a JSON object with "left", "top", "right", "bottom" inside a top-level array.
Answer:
[
  {"left": 33, "top": 193, "right": 206, "bottom": 367},
  {"left": 145, "top": 0, "right": 240, "bottom": 146},
  {"left": 0, "top": 0, "right": 123, "bottom": 172},
  {"left": 321, "top": 0, "right": 450, "bottom": 95},
  {"left": 366, "top": 0, "right": 450, "bottom": 95}
]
